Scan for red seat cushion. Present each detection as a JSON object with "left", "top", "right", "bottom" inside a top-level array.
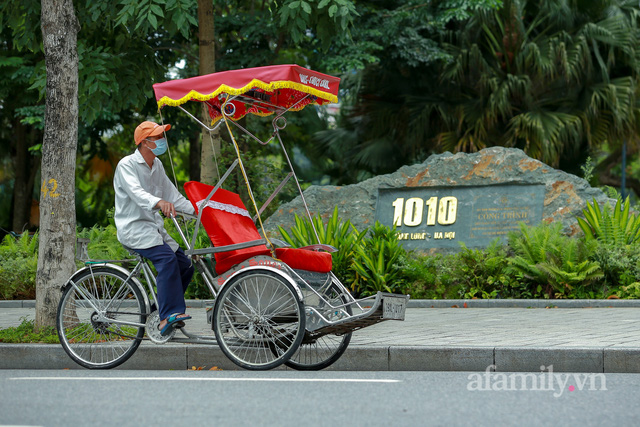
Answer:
[
  {"left": 275, "top": 248, "right": 332, "bottom": 273},
  {"left": 184, "top": 181, "right": 332, "bottom": 274},
  {"left": 213, "top": 248, "right": 332, "bottom": 274},
  {"left": 214, "top": 246, "right": 272, "bottom": 274}
]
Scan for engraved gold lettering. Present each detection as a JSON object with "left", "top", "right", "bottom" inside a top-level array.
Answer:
[
  {"left": 392, "top": 198, "right": 404, "bottom": 226},
  {"left": 404, "top": 197, "right": 423, "bottom": 226},
  {"left": 425, "top": 197, "right": 437, "bottom": 226},
  {"left": 438, "top": 197, "right": 457, "bottom": 225},
  {"left": 391, "top": 196, "right": 458, "bottom": 227}
]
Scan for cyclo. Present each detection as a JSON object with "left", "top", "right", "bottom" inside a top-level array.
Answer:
[{"left": 56, "top": 65, "right": 409, "bottom": 371}]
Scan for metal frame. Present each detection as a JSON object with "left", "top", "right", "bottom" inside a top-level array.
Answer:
[
  {"left": 150, "top": 90, "right": 408, "bottom": 338},
  {"left": 68, "top": 246, "right": 404, "bottom": 345},
  {"left": 176, "top": 92, "right": 323, "bottom": 246}
]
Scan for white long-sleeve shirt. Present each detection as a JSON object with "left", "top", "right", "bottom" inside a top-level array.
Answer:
[{"left": 113, "top": 149, "right": 194, "bottom": 251}]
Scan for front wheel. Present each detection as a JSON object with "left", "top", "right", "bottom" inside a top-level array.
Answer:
[
  {"left": 213, "top": 269, "right": 305, "bottom": 370},
  {"left": 57, "top": 266, "right": 147, "bottom": 369}
]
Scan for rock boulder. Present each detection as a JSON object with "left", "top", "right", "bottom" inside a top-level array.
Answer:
[{"left": 265, "top": 147, "right": 610, "bottom": 245}]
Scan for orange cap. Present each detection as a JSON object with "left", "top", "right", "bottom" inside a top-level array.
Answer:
[{"left": 134, "top": 121, "right": 171, "bottom": 145}]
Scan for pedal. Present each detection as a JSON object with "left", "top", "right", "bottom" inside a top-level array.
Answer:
[{"left": 146, "top": 311, "right": 176, "bottom": 344}]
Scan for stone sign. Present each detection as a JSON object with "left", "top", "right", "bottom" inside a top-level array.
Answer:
[
  {"left": 264, "top": 147, "right": 612, "bottom": 253},
  {"left": 375, "top": 184, "right": 545, "bottom": 249}
]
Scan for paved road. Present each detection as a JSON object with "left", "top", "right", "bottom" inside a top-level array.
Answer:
[{"left": 1, "top": 370, "right": 639, "bottom": 426}]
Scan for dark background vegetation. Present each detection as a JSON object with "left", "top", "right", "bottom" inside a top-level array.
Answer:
[
  {"left": 2, "top": 0, "right": 640, "bottom": 302},
  {"left": 2, "top": 0, "right": 639, "bottom": 236}
]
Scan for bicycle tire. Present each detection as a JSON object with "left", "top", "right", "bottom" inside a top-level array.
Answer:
[
  {"left": 213, "top": 269, "right": 305, "bottom": 370},
  {"left": 56, "top": 266, "right": 147, "bottom": 369}
]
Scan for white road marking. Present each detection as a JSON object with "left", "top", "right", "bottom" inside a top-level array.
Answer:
[{"left": 10, "top": 377, "right": 400, "bottom": 383}]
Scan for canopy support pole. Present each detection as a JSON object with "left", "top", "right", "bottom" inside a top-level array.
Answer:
[
  {"left": 177, "top": 105, "right": 223, "bottom": 132},
  {"left": 272, "top": 124, "right": 321, "bottom": 245},
  {"left": 253, "top": 172, "right": 293, "bottom": 222},
  {"left": 170, "top": 92, "right": 324, "bottom": 246}
]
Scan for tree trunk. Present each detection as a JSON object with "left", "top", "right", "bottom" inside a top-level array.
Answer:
[
  {"left": 198, "top": 0, "right": 221, "bottom": 185},
  {"left": 36, "top": 0, "right": 79, "bottom": 330}
]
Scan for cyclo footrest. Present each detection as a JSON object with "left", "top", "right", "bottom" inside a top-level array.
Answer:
[{"left": 305, "top": 292, "right": 409, "bottom": 337}]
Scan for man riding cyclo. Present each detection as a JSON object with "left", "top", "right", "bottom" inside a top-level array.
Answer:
[{"left": 113, "top": 120, "right": 194, "bottom": 336}]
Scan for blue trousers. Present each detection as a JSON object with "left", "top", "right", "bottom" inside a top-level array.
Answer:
[{"left": 134, "top": 243, "right": 194, "bottom": 320}]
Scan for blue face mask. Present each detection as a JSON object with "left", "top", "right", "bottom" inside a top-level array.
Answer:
[{"left": 148, "top": 138, "right": 167, "bottom": 156}]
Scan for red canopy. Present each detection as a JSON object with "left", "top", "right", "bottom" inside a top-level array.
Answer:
[{"left": 153, "top": 64, "right": 340, "bottom": 123}]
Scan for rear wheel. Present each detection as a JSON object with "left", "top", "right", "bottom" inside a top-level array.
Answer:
[
  {"left": 285, "top": 283, "right": 352, "bottom": 371},
  {"left": 57, "top": 266, "right": 147, "bottom": 369},
  {"left": 213, "top": 269, "right": 305, "bottom": 370}
]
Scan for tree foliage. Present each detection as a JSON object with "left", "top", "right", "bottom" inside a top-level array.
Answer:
[
  {"left": 0, "top": 0, "right": 199, "bottom": 231},
  {"left": 317, "top": 0, "right": 640, "bottom": 183},
  {"left": 0, "top": 0, "right": 367, "bottom": 230},
  {"left": 2, "top": 0, "right": 640, "bottom": 232},
  {"left": 314, "top": 0, "right": 504, "bottom": 183},
  {"left": 436, "top": 0, "right": 640, "bottom": 166}
]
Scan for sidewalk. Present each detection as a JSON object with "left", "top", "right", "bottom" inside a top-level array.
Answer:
[{"left": 1, "top": 300, "right": 639, "bottom": 372}]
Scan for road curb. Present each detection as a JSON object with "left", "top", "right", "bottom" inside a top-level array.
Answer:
[
  {"left": 406, "top": 299, "right": 640, "bottom": 308},
  {"left": 2, "top": 343, "right": 639, "bottom": 373},
  {"left": 2, "top": 299, "right": 640, "bottom": 309}
]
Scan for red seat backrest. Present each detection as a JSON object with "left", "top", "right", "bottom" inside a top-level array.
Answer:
[
  {"left": 183, "top": 181, "right": 270, "bottom": 261},
  {"left": 184, "top": 181, "right": 332, "bottom": 274}
]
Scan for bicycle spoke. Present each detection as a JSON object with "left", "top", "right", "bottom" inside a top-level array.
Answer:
[
  {"left": 57, "top": 268, "right": 146, "bottom": 369},
  {"left": 214, "top": 271, "right": 304, "bottom": 370}
]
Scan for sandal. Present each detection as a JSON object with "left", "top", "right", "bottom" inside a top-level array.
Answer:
[{"left": 159, "top": 313, "right": 192, "bottom": 336}]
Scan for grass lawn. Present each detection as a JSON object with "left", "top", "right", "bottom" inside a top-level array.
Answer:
[{"left": 0, "top": 318, "right": 59, "bottom": 343}]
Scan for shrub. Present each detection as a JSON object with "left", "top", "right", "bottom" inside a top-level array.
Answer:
[
  {"left": 616, "top": 282, "right": 640, "bottom": 299},
  {"left": 278, "top": 206, "right": 367, "bottom": 283},
  {"left": 508, "top": 222, "right": 602, "bottom": 298},
  {"left": 350, "top": 222, "right": 406, "bottom": 296},
  {"left": 537, "top": 239, "right": 603, "bottom": 298},
  {"left": 5, "top": 206, "right": 637, "bottom": 302},
  {"left": 0, "top": 233, "right": 39, "bottom": 300},
  {"left": 450, "top": 240, "right": 517, "bottom": 299},
  {"left": 577, "top": 197, "right": 640, "bottom": 245},
  {"left": 591, "top": 243, "right": 640, "bottom": 292},
  {"left": 398, "top": 252, "right": 458, "bottom": 299},
  {"left": 398, "top": 243, "right": 528, "bottom": 300},
  {"left": 78, "top": 224, "right": 130, "bottom": 261}
]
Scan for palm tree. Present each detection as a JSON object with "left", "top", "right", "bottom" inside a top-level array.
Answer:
[
  {"left": 319, "top": 0, "right": 640, "bottom": 181},
  {"left": 434, "top": 0, "right": 640, "bottom": 167}
]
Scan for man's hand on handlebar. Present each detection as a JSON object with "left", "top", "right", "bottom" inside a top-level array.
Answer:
[{"left": 156, "top": 200, "right": 176, "bottom": 218}]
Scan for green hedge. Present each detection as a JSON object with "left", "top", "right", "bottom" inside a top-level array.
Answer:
[
  {"left": 0, "top": 233, "right": 38, "bottom": 300},
  {"left": 3, "top": 198, "right": 640, "bottom": 300},
  {"left": 277, "top": 200, "right": 640, "bottom": 300}
]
